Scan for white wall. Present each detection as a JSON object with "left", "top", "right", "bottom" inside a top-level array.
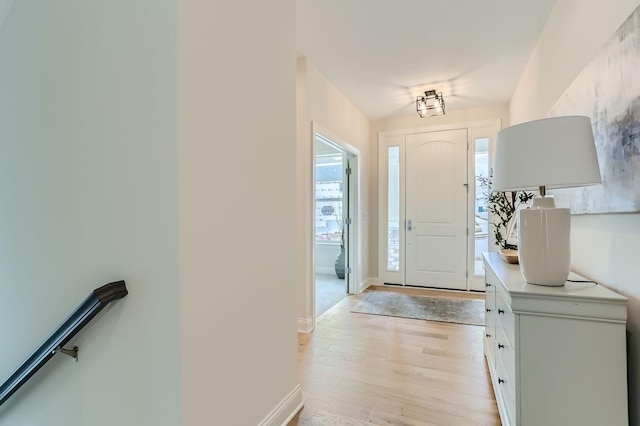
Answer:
[
  {"left": 0, "top": 1, "right": 300, "bottom": 425},
  {"left": 0, "top": 0, "right": 13, "bottom": 29},
  {"left": 0, "top": 0, "right": 180, "bottom": 424},
  {"left": 179, "top": 1, "right": 300, "bottom": 424},
  {"left": 296, "top": 58, "right": 372, "bottom": 331},
  {"left": 510, "top": 1, "right": 640, "bottom": 423}
]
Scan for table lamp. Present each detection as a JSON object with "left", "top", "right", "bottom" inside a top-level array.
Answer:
[{"left": 492, "top": 116, "right": 601, "bottom": 286}]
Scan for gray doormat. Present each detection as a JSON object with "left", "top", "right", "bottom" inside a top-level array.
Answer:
[{"left": 351, "top": 291, "right": 485, "bottom": 326}]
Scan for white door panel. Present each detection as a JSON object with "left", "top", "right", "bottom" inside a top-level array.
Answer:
[
  {"left": 416, "top": 235, "right": 456, "bottom": 272},
  {"left": 405, "top": 129, "right": 467, "bottom": 289}
]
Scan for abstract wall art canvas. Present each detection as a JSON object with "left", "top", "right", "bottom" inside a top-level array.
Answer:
[{"left": 549, "top": 5, "right": 640, "bottom": 214}]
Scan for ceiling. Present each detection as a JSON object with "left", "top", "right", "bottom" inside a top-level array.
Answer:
[{"left": 297, "top": 0, "right": 557, "bottom": 121}]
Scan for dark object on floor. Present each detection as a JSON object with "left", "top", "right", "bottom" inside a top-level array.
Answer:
[
  {"left": 334, "top": 247, "right": 345, "bottom": 279},
  {"left": 351, "top": 291, "right": 484, "bottom": 326}
]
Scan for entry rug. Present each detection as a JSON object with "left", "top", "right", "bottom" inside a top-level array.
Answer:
[{"left": 351, "top": 291, "right": 485, "bottom": 326}]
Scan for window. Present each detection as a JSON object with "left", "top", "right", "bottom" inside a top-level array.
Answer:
[
  {"left": 315, "top": 157, "right": 343, "bottom": 243},
  {"left": 474, "top": 138, "right": 489, "bottom": 275},
  {"left": 387, "top": 146, "right": 400, "bottom": 270}
]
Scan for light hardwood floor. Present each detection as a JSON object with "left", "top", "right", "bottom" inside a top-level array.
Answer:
[{"left": 289, "top": 286, "right": 500, "bottom": 426}]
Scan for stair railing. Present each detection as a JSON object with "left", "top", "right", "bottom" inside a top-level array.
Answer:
[{"left": 0, "top": 280, "right": 128, "bottom": 406}]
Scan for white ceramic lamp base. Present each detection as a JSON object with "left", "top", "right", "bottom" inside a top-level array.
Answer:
[{"left": 517, "top": 197, "right": 570, "bottom": 286}]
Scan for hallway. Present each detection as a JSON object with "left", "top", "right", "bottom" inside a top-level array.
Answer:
[{"left": 291, "top": 287, "right": 498, "bottom": 425}]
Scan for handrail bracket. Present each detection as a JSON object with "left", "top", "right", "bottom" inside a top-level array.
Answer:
[{"left": 53, "top": 346, "right": 79, "bottom": 363}]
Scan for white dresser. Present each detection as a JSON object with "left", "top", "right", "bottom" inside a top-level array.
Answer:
[{"left": 483, "top": 252, "right": 628, "bottom": 425}]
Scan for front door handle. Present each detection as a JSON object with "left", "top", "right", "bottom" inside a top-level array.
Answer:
[{"left": 407, "top": 220, "right": 412, "bottom": 231}]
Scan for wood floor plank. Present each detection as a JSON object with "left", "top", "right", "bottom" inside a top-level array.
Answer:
[
  {"left": 300, "top": 350, "right": 495, "bottom": 399},
  {"left": 403, "top": 402, "right": 500, "bottom": 426},
  {"left": 367, "top": 409, "right": 439, "bottom": 426},
  {"left": 299, "top": 393, "right": 372, "bottom": 422},
  {"left": 305, "top": 408, "right": 372, "bottom": 425},
  {"left": 290, "top": 286, "right": 498, "bottom": 426}
]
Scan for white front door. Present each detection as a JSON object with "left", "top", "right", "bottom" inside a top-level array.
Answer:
[{"left": 405, "top": 129, "right": 468, "bottom": 289}]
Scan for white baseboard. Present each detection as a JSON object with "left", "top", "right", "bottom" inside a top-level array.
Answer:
[
  {"left": 315, "top": 267, "right": 335, "bottom": 275},
  {"left": 359, "top": 277, "right": 377, "bottom": 293},
  {"left": 258, "top": 384, "right": 304, "bottom": 426},
  {"left": 297, "top": 316, "right": 314, "bottom": 333}
]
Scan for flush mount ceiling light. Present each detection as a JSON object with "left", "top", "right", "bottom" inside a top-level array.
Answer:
[{"left": 416, "top": 90, "right": 445, "bottom": 118}]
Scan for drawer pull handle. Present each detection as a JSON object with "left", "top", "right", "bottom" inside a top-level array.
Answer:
[
  {"left": 498, "top": 378, "right": 505, "bottom": 384},
  {"left": 498, "top": 309, "right": 505, "bottom": 314},
  {"left": 498, "top": 343, "right": 504, "bottom": 349},
  {"left": 486, "top": 283, "right": 491, "bottom": 287},
  {"left": 486, "top": 333, "right": 491, "bottom": 338},
  {"left": 486, "top": 308, "right": 491, "bottom": 312}
]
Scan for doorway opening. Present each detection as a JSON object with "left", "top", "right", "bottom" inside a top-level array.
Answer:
[
  {"left": 313, "top": 132, "right": 357, "bottom": 319},
  {"left": 380, "top": 129, "right": 468, "bottom": 290},
  {"left": 379, "top": 121, "right": 499, "bottom": 292}
]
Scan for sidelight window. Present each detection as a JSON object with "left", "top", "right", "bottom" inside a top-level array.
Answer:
[{"left": 387, "top": 146, "right": 400, "bottom": 271}]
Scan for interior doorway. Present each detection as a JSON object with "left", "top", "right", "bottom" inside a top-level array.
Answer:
[{"left": 313, "top": 132, "right": 357, "bottom": 319}]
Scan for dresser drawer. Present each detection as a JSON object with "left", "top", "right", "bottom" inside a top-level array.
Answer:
[
  {"left": 485, "top": 288, "right": 496, "bottom": 324},
  {"left": 495, "top": 324, "right": 515, "bottom": 390},
  {"left": 485, "top": 290, "right": 496, "bottom": 340},
  {"left": 485, "top": 272, "right": 497, "bottom": 357},
  {"left": 495, "top": 289, "right": 515, "bottom": 347},
  {"left": 496, "top": 348, "right": 516, "bottom": 425},
  {"left": 485, "top": 324, "right": 495, "bottom": 344}
]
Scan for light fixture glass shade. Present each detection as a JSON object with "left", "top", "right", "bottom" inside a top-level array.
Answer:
[
  {"left": 492, "top": 116, "right": 601, "bottom": 286},
  {"left": 416, "top": 90, "right": 445, "bottom": 118}
]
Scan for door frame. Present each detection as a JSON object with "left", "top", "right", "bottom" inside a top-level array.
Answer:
[
  {"left": 378, "top": 119, "right": 501, "bottom": 291},
  {"left": 311, "top": 122, "right": 360, "bottom": 322}
]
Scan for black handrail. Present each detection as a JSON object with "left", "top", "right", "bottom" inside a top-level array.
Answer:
[{"left": 0, "top": 280, "right": 128, "bottom": 406}]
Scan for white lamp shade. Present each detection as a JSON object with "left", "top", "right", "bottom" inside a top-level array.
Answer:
[{"left": 492, "top": 116, "right": 601, "bottom": 192}]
